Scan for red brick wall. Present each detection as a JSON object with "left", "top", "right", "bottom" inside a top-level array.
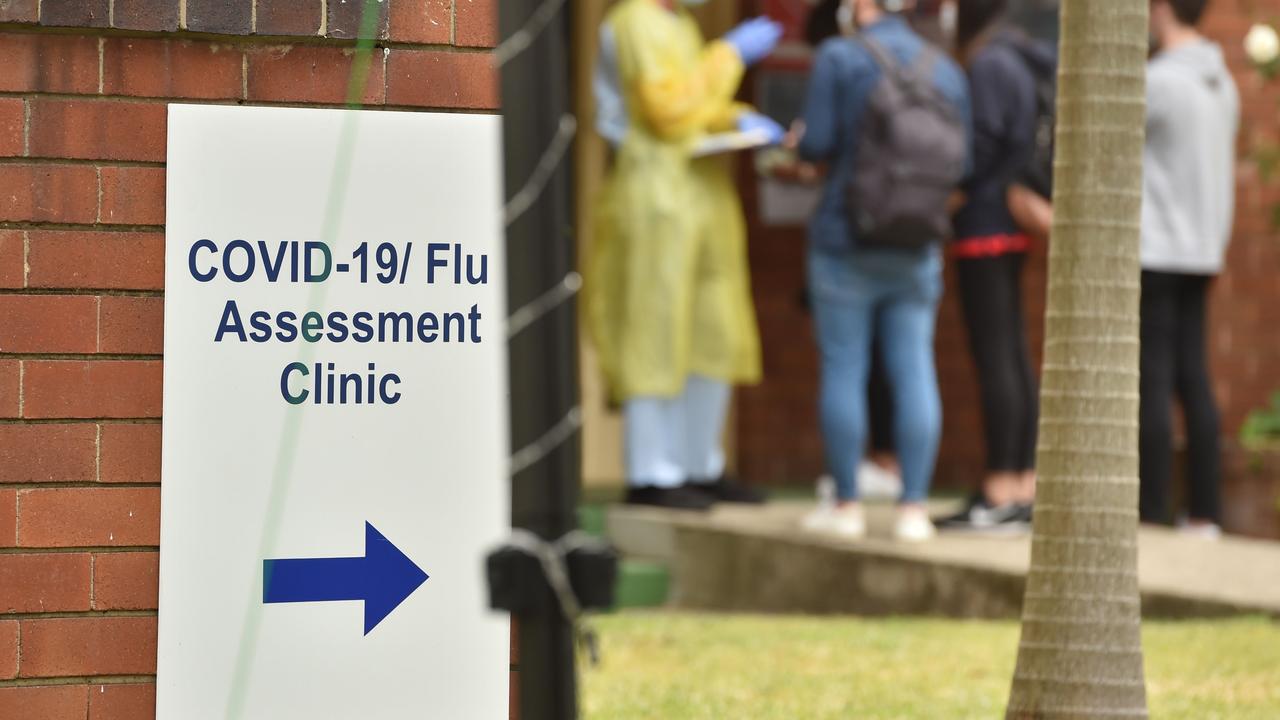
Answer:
[
  {"left": 0, "top": 1, "right": 497, "bottom": 717},
  {"left": 737, "top": 2, "right": 1280, "bottom": 517}
]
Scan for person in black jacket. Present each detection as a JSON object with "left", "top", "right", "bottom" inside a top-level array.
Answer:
[{"left": 938, "top": 0, "right": 1054, "bottom": 532}]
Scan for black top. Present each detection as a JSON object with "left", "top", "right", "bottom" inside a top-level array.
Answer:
[{"left": 952, "top": 31, "right": 1055, "bottom": 240}]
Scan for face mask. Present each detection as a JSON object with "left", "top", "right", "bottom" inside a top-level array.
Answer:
[
  {"left": 939, "top": 1, "right": 957, "bottom": 42},
  {"left": 837, "top": 2, "right": 856, "bottom": 35}
]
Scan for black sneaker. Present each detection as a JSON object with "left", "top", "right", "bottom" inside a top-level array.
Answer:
[
  {"left": 935, "top": 494, "right": 1030, "bottom": 533},
  {"left": 625, "top": 484, "right": 715, "bottom": 511},
  {"left": 693, "top": 476, "right": 767, "bottom": 504}
]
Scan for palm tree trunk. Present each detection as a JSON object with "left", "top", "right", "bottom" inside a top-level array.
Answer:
[{"left": 1006, "top": 1, "right": 1151, "bottom": 718}]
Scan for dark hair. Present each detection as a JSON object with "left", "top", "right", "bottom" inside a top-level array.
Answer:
[
  {"left": 1163, "top": 0, "right": 1209, "bottom": 26},
  {"left": 804, "top": 0, "right": 842, "bottom": 47},
  {"left": 956, "top": 0, "right": 1009, "bottom": 53}
]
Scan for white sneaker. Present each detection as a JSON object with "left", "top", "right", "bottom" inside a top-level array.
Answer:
[
  {"left": 893, "top": 507, "right": 936, "bottom": 543},
  {"left": 802, "top": 503, "right": 866, "bottom": 539},
  {"left": 857, "top": 461, "right": 903, "bottom": 500},
  {"left": 1176, "top": 519, "right": 1222, "bottom": 540}
]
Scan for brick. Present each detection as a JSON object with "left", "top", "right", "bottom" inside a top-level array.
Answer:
[
  {"left": 103, "top": 38, "right": 242, "bottom": 100},
  {"left": 389, "top": 0, "right": 450, "bottom": 44},
  {"left": 0, "top": 164, "right": 98, "bottom": 224},
  {"left": 328, "top": 0, "right": 390, "bottom": 40},
  {"left": 0, "top": 553, "right": 92, "bottom": 612},
  {"left": 99, "top": 424, "right": 160, "bottom": 483},
  {"left": 185, "top": 0, "right": 251, "bottom": 34},
  {"left": 90, "top": 683, "right": 156, "bottom": 720},
  {"left": 247, "top": 45, "right": 386, "bottom": 105},
  {"left": 0, "top": 424, "right": 97, "bottom": 483},
  {"left": 19, "top": 616, "right": 157, "bottom": 676},
  {"left": 29, "top": 99, "right": 168, "bottom": 162},
  {"left": 22, "top": 360, "right": 163, "bottom": 419},
  {"left": 0, "top": 231, "right": 23, "bottom": 289},
  {"left": 92, "top": 552, "right": 158, "bottom": 610},
  {"left": 0, "top": 685, "right": 86, "bottom": 719},
  {"left": 0, "top": 0, "right": 37, "bottom": 23},
  {"left": 40, "top": 0, "right": 110, "bottom": 27},
  {"left": 0, "top": 97, "right": 21, "bottom": 156},
  {"left": 455, "top": 0, "right": 498, "bottom": 48},
  {"left": 0, "top": 361, "right": 17, "bottom": 418},
  {"left": 0, "top": 295, "right": 98, "bottom": 353},
  {"left": 27, "top": 231, "right": 164, "bottom": 291},
  {"left": 0, "top": 620, "right": 14, "bottom": 679},
  {"left": 98, "top": 167, "right": 165, "bottom": 226},
  {"left": 99, "top": 296, "right": 163, "bottom": 355},
  {"left": 17, "top": 487, "right": 160, "bottom": 547},
  {"left": 256, "top": 0, "right": 322, "bottom": 36},
  {"left": 0, "top": 489, "right": 14, "bottom": 547},
  {"left": 386, "top": 50, "right": 499, "bottom": 110},
  {"left": 112, "top": 0, "right": 179, "bottom": 31}
]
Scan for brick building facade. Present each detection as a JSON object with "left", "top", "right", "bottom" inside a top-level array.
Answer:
[
  {"left": 0, "top": 1, "right": 500, "bottom": 716},
  {"left": 736, "top": 1, "right": 1280, "bottom": 538}
]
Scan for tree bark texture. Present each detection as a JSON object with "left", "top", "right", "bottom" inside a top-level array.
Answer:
[{"left": 1006, "top": 0, "right": 1151, "bottom": 718}]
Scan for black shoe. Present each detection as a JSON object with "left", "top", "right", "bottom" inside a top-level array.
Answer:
[
  {"left": 693, "top": 476, "right": 766, "bottom": 504},
  {"left": 625, "top": 484, "right": 715, "bottom": 511},
  {"left": 935, "top": 494, "right": 1029, "bottom": 533}
]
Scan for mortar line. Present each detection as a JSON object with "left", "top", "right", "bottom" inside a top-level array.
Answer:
[
  {"left": 0, "top": 675, "right": 157, "bottom": 689},
  {"left": 0, "top": 353, "right": 164, "bottom": 361},
  {"left": 0, "top": 290, "right": 164, "bottom": 300},
  {"left": 21, "top": 98, "right": 29, "bottom": 156},
  {"left": 95, "top": 167, "right": 103, "bottom": 224},
  {"left": 98, "top": 37, "right": 105, "bottom": 94},
  {"left": 89, "top": 553, "right": 96, "bottom": 610},
  {"left": 94, "top": 422, "right": 102, "bottom": 483},
  {"left": 0, "top": 482, "right": 159, "bottom": 491},
  {"left": 0, "top": 21, "right": 468, "bottom": 51},
  {"left": 0, "top": 418, "right": 160, "bottom": 425},
  {"left": 0, "top": 546, "right": 160, "bottom": 555}
]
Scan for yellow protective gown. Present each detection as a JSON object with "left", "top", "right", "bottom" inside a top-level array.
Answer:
[{"left": 587, "top": 0, "right": 762, "bottom": 404}]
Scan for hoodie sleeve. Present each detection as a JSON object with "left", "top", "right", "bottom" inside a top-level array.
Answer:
[{"left": 962, "top": 51, "right": 1020, "bottom": 189}]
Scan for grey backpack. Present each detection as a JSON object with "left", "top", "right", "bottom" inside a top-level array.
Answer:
[{"left": 848, "top": 37, "right": 967, "bottom": 250}]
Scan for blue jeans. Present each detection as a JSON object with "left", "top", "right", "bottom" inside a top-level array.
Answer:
[{"left": 809, "top": 247, "right": 943, "bottom": 503}]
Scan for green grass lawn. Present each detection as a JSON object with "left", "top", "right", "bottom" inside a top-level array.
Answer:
[{"left": 581, "top": 613, "right": 1280, "bottom": 719}]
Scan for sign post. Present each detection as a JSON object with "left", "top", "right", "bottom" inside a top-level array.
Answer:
[{"left": 158, "top": 104, "right": 510, "bottom": 719}]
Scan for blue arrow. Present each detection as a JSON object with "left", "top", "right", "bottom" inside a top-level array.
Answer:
[{"left": 262, "top": 522, "right": 429, "bottom": 635}]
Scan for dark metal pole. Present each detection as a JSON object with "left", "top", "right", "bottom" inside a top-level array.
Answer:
[{"left": 499, "top": 1, "right": 580, "bottom": 719}]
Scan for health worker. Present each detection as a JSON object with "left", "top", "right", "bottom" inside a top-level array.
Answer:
[{"left": 587, "top": 0, "right": 783, "bottom": 510}]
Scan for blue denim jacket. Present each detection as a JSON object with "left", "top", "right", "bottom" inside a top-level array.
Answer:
[{"left": 797, "top": 16, "right": 972, "bottom": 255}]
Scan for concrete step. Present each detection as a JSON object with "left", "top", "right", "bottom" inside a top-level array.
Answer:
[{"left": 605, "top": 500, "right": 1280, "bottom": 619}]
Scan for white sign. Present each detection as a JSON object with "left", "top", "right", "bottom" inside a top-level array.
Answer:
[{"left": 158, "top": 105, "right": 510, "bottom": 719}]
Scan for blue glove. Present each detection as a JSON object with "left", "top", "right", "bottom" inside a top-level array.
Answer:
[
  {"left": 723, "top": 17, "right": 784, "bottom": 66},
  {"left": 738, "top": 112, "right": 786, "bottom": 145}
]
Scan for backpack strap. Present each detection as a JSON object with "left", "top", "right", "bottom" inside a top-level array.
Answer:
[
  {"left": 856, "top": 35, "right": 900, "bottom": 75},
  {"left": 858, "top": 35, "right": 937, "bottom": 87}
]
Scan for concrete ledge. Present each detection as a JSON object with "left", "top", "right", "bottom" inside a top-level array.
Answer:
[{"left": 607, "top": 501, "right": 1280, "bottom": 619}]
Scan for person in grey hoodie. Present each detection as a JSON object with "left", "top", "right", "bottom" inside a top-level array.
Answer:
[{"left": 1139, "top": 0, "right": 1240, "bottom": 536}]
